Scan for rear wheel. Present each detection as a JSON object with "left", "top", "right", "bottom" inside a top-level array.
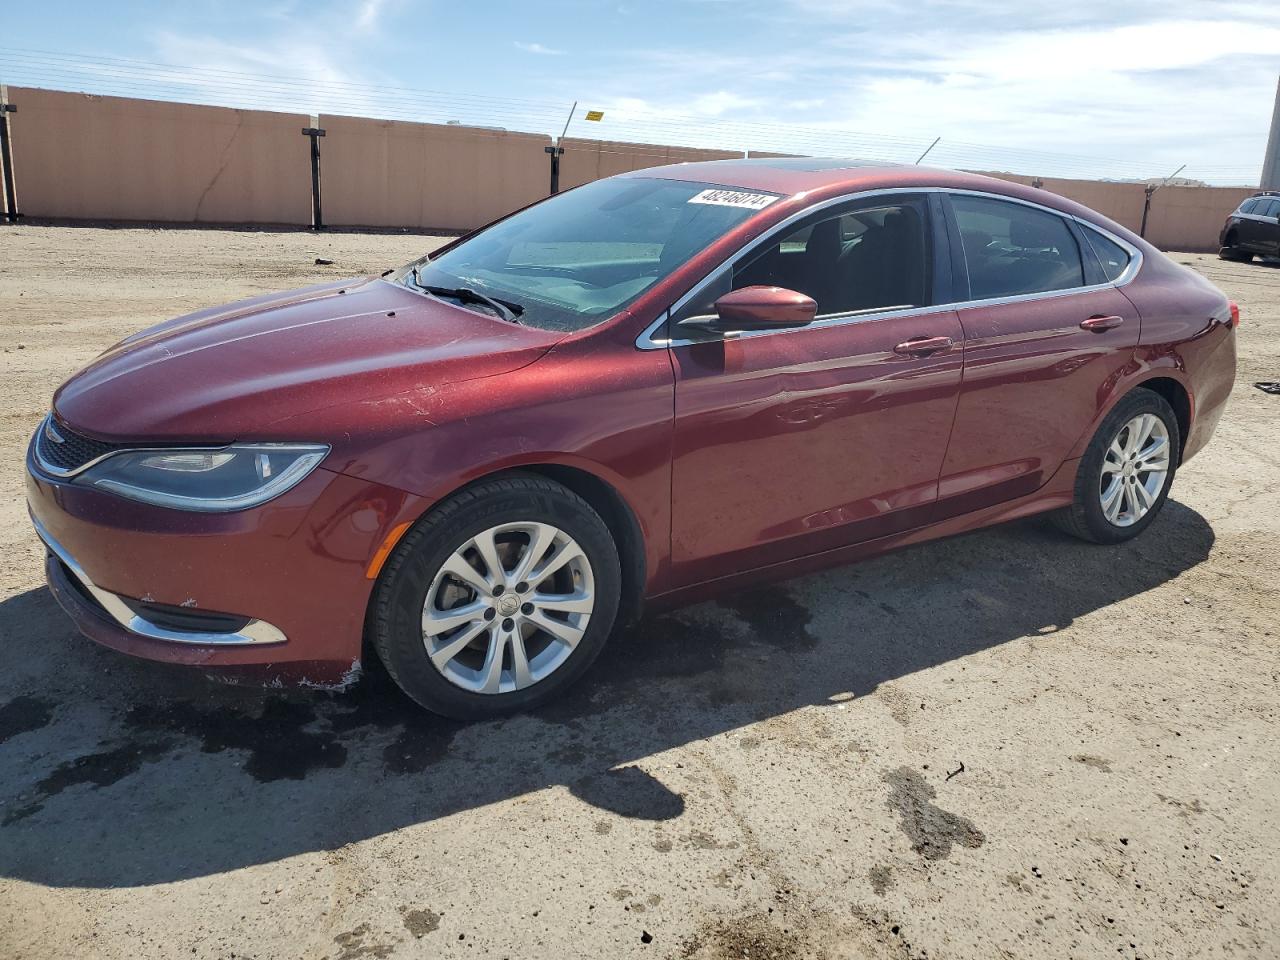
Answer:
[
  {"left": 369, "top": 475, "right": 621, "bottom": 718},
  {"left": 1052, "top": 388, "right": 1180, "bottom": 544}
]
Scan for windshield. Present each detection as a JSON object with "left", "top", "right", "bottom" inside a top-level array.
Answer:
[{"left": 397, "top": 178, "right": 782, "bottom": 332}]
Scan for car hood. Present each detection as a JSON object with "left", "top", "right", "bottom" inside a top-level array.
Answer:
[{"left": 52, "top": 278, "right": 563, "bottom": 443}]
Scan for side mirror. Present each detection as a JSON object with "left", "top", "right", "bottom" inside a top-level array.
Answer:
[{"left": 678, "top": 285, "right": 818, "bottom": 335}]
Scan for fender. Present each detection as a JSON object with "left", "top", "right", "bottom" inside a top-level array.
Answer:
[{"left": 1065, "top": 354, "right": 1194, "bottom": 462}]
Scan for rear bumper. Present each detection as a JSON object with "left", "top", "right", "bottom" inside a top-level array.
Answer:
[{"left": 26, "top": 445, "right": 428, "bottom": 686}]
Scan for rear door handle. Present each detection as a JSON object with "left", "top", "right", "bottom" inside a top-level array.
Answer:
[
  {"left": 1080, "top": 315, "right": 1124, "bottom": 332},
  {"left": 893, "top": 335, "right": 954, "bottom": 356}
]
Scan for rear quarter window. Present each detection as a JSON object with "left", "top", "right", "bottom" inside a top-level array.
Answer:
[{"left": 1081, "top": 226, "right": 1132, "bottom": 283}]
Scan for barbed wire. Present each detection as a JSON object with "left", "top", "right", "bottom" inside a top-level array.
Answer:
[{"left": 0, "top": 46, "right": 1261, "bottom": 186}]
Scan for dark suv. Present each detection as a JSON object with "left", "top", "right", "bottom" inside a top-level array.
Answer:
[{"left": 1219, "top": 191, "right": 1280, "bottom": 262}]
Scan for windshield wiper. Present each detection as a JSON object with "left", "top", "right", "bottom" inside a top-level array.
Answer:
[{"left": 410, "top": 268, "right": 523, "bottom": 323}]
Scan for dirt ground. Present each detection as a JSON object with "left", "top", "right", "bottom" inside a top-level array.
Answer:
[{"left": 0, "top": 224, "right": 1277, "bottom": 960}]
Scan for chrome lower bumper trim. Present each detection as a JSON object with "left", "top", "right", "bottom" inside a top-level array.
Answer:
[{"left": 32, "top": 514, "right": 286, "bottom": 646}]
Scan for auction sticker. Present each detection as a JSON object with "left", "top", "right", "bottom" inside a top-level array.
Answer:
[{"left": 687, "top": 189, "right": 779, "bottom": 210}]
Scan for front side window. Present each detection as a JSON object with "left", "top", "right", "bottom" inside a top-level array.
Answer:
[
  {"left": 951, "top": 195, "right": 1084, "bottom": 299},
  {"left": 672, "top": 199, "right": 931, "bottom": 327},
  {"left": 1081, "top": 225, "right": 1132, "bottom": 282},
  {"left": 399, "top": 178, "right": 780, "bottom": 332},
  {"left": 733, "top": 201, "right": 929, "bottom": 316}
]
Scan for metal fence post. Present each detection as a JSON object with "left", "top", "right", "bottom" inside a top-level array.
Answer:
[
  {"left": 545, "top": 145, "right": 564, "bottom": 194},
  {"left": 0, "top": 85, "right": 19, "bottom": 223},
  {"left": 1139, "top": 165, "right": 1185, "bottom": 239},
  {"left": 1139, "top": 185, "right": 1155, "bottom": 238},
  {"left": 302, "top": 114, "right": 326, "bottom": 229}
]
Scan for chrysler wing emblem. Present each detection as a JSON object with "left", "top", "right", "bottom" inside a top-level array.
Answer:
[{"left": 45, "top": 421, "right": 66, "bottom": 444}]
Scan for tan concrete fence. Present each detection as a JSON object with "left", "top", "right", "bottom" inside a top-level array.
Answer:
[
  {"left": 318, "top": 115, "right": 552, "bottom": 231},
  {"left": 7, "top": 86, "right": 311, "bottom": 225},
  {"left": 559, "top": 137, "right": 742, "bottom": 191},
  {"left": 0, "top": 86, "right": 1258, "bottom": 252},
  {"left": 985, "top": 172, "right": 1253, "bottom": 252}
]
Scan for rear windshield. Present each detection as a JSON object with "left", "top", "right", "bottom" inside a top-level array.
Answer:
[{"left": 397, "top": 178, "right": 781, "bottom": 332}]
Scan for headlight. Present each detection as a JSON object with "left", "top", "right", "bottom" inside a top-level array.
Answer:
[{"left": 78, "top": 443, "right": 329, "bottom": 512}]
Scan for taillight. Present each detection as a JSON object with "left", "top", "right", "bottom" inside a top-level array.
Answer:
[{"left": 1229, "top": 301, "right": 1240, "bottom": 327}]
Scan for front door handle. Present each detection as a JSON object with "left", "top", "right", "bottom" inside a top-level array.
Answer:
[
  {"left": 1080, "top": 315, "right": 1124, "bottom": 332},
  {"left": 893, "top": 335, "right": 954, "bottom": 356}
]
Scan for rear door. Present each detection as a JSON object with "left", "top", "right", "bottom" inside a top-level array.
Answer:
[
  {"left": 934, "top": 192, "right": 1141, "bottom": 518},
  {"left": 1231, "top": 199, "right": 1258, "bottom": 249},
  {"left": 666, "top": 193, "right": 965, "bottom": 585},
  {"left": 1237, "top": 198, "right": 1272, "bottom": 252},
  {"left": 1258, "top": 198, "right": 1280, "bottom": 255}
]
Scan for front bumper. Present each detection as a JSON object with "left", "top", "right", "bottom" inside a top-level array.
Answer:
[
  {"left": 26, "top": 447, "right": 428, "bottom": 686},
  {"left": 34, "top": 514, "right": 287, "bottom": 646}
]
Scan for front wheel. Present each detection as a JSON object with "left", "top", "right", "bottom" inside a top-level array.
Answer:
[
  {"left": 369, "top": 475, "right": 621, "bottom": 718},
  {"left": 1218, "top": 236, "right": 1253, "bottom": 262},
  {"left": 1052, "top": 388, "right": 1180, "bottom": 544}
]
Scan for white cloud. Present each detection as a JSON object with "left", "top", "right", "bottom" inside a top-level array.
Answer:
[
  {"left": 581, "top": 3, "right": 1280, "bottom": 183},
  {"left": 356, "top": 0, "right": 388, "bottom": 31},
  {"left": 514, "top": 41, "right": 565, "bottom": 56}
]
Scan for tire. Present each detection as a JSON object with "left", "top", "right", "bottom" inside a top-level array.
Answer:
[
  {"left": 369, "top": 475, "right": 621, "bottom": 719},
  {"left": 1218, "top": 235, "right": 1252, "bottom": 262},
  {"left": 1051, "top": 388, "right": 1180, "bottom": 544}
]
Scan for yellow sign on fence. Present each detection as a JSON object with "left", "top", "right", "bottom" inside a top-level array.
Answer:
[{"left": 585, "top": 110, "right": 604, "bottom": 122}]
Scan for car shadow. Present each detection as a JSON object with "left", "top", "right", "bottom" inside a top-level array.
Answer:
[{"left": 0, "top": 501, "right": 1214, "bottom": 888}]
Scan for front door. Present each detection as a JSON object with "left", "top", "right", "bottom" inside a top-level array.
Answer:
[{"left": 667, "top": 195, "right": 964, "bottom": 586}]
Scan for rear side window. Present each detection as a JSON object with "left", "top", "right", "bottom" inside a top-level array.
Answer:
[
  {"left": 1239, "top": 198, "right": 1259, "bottom": 214},
  {"left": 1259, "top": 199, "right": 1280, "bottom": 218},
  {"left": 951, "top": 195, "right": 1084, "bottom": 299},
  {"left": 1081, "top": 226, "right": 1132, "bottom": 282}
]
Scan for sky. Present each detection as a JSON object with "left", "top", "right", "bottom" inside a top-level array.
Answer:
[{"left": 2, "top": 0, "right": 1279, "bottom": 184}]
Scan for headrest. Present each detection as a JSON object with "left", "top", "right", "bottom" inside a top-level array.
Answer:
[{"left": 1010, "top": 216, "right": 1061, "bottom": 250}]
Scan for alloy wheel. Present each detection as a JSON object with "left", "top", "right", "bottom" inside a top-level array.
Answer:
[
  {"left": 1099, "top": 413, "right": 1171, "bottom": 527},
  {"left": 421, "top": 521, "right": 595, "bottom": 694}
]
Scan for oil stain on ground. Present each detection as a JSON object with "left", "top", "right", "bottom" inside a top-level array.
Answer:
[
  {"left": 3, "top": 593, "right": 810, "bottom": 830},
  {"left": 326, "top": 665, "right": 465, "bottom": 775},
  {"left": 869, "top": 864, "right": 894, "bottom": 896},
  {"left": 126, "top": 697, "right": 347, "bottom": 782},
  {"left": 718, "top": 585, "right": 816, "bottom": 652},
  {"left": 884, "top": 766, "right": 985, "bottom": 861},
  {"left": 332, "top": 922, "right": 395, "bottom": 960},
  {"left": 533, "top": 611, "right": 736, "bottom": 723},
  {"left": 401, "top": 907, "right": 441, "bottom": 938},
  {"left": 1, "top": 662, "right": 474, "bottom": 830},
  {"left": 0, "top": 695, "right": 55, "bottom": 744},
  {"left": 3, "top": 740, "right": 171, "bottom": 825}
]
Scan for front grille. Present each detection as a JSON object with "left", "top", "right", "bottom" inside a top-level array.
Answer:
[{"left": 34, "top": 417, "right": 124, "bottom": 475}]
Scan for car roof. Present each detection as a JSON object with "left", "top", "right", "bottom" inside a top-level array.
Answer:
[{"left": 621, "top": 157, "right": 1116, "bottom": 228}]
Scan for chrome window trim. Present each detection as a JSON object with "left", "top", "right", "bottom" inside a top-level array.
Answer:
[
  {"left": 31, "top": 513, "right": 286, "bottom": 646},
  {"left": 635, "top": 186, "right": 1144, "bottom": 351}
]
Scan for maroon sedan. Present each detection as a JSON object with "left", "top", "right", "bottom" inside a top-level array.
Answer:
[{"left": 27, "top": 159, "right": 1237, "bottom": 718}]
